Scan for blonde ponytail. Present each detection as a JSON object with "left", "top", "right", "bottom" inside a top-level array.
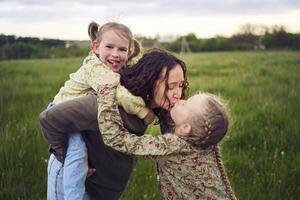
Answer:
[
  {"left": 88, "top": 22, "right": 99, "bottom": 42},
  {"left": 128, "top": 39, "right": 142, "bottom": 62},
  {"left": 214, "top": 145, "right": 237, "bottom": 200}
]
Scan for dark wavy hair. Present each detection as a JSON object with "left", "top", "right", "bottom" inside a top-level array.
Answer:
[
  {"left": 120, "top": 48, "right": 189, "bottom": 133},
  {"left": 120, "top": 48, "right": 188, "bottom": 105}
]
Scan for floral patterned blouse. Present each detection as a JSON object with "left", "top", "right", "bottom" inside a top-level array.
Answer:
[
  {"left": 52, "top": 51, "right": 149, "bottom": 119},
  {"left": 98, "top": 84, "right": 235, "bottom": 200}
]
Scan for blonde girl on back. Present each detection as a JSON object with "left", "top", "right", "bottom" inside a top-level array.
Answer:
[
  {"left": 45, "top": 21, "right": 152, "bottom": 200},
  {"left": 53, "top": 21, "right": 143, "bottom": 104}
]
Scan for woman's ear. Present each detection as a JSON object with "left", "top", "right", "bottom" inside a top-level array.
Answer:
[{"left": 179, "top": 123, "right": 191, "bottom": 136}]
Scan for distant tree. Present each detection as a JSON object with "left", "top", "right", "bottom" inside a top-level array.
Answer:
[
  {"left": 0, "top": 43, "right": 33, "bottom": 59},
  {"left": 175, "top": 33, "right": 199, "bottom": 52},
  {"left": 263, "top": 26, "right": 300, "bottom": 49},
  {"left": 135, "top": 35, "right": 159, "bottom": 48},
  {"left": 238, "top": 23, "right": 257, "bottom": 35},
  {"left": 0, "top": 34, "right": 8, "bottom": 46},
  {"left": 0, "top": 34, "right": 16, "bottom": 46}
]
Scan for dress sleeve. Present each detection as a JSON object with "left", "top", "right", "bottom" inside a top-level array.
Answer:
[
  {"left": 86, "top": 59, "right": 149, "bottom": 119},
  {"left": 97, "top": 84, "right": 191, "bottom": 160},
  {"left": 85, "top": 61, "right": 112, "bottom": 91},
  {"left": 116, "top": 85, "right": 149, "bottom": 119}
]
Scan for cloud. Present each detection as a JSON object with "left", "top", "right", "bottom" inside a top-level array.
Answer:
[
  {"left": 0, "top": 1, "right": 106, "bottom": 22},
  {"left": 2, "top": 0, "right": 300, "bottom": 19},
  {"left": 1, "top": 0, "right": 299, "bottom": 39},
  {"left": 2, "top": 1, "right": 300, "bottom": 23}
]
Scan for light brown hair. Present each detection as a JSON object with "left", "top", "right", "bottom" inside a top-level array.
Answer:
[
  {"left": 185, "top": 93, "right": 228, "bottom": 148},
  {"left": 88, "top": 21, "right": 142, "bottom": 64},
  {"left": 185, "top": 93, "right": 237, "bottom": 199}
]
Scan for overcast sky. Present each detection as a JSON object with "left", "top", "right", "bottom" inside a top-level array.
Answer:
[{"left": 1, "top": 0, "right": 300, "bottom": 40}]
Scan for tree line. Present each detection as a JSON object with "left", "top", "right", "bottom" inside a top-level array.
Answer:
[
  {"left": 0, "top": 35, "right": 87, "bottom": 60},
  {"left": 161, "top": 25, "right": 300, "bottom": 52},
  {"left": 1, "top": 24, "right": 299, "bottom": 60}
]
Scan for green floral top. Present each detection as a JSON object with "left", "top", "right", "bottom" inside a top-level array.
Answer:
[
  {"left": 52, "top": 51, "right": 149, "bottom": 119},
  {"left": 98, "top": 84, "right": 233, "bottom": 200}
]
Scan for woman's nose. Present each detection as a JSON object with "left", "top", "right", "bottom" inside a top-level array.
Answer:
[{"left": 173, "top": 87, "right": 182, "bottom": 99}]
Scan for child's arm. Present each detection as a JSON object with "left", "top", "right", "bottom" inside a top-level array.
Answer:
[
  {"left": 85, "top": 60, "right": 152, "bottom": 124},
  {"left": 143, "top": 109, "right": 156, "bottom": 125},
  {"left": 115, "top": 85, "right": 152, "bottom": 124},
  {"left": 97, "top": 80, "right": 191, "bottom": 159}
]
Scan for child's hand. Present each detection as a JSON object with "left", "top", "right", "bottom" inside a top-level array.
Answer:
[
  {"left": 87, "top": 167, "right": 96, "bottom": 177},
  {"left": 144, "top": 109, "right": 156, "bottom": 125},
  {"left": 99, "top": 72, "right": 120, "bottom": 86}
]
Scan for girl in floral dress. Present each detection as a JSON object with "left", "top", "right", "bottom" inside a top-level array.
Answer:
[{"left": 97, "top": 73, "right": 237, "bottom": 200}]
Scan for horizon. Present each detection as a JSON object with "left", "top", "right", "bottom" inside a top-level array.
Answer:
[
  {"left": 1, "top": 0, "right": 300, "bottom": 40},
  {"left": 1, "top": 24, "right": 299, "bottom": 42}
]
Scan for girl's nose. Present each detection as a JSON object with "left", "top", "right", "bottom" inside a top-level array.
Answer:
[{"left": 111, "top": 49, "right": 119, "bottom": 57}]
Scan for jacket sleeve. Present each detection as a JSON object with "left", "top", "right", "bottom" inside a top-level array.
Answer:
[
  {"left": 39, "top": 94, "right": 99, "bottom": 150},
  {"left": 39, "top": 93, "right": 148, "bottom": 150}
]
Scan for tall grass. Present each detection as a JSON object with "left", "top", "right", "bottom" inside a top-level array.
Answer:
[
  {"left": 0, "top": 51, "right": 299, "bottom": 199},
  {"left": 180, "top": 51, "right": 300, "bottom": 200}
]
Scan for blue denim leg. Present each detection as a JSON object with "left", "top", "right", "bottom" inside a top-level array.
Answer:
[
  {"left": 47, "top": 103, "right": 64, "bottom": 200},
  {"left": 63, "top": 133, "right": 89, "bottom": 200},
  {"left": 47, "top": 154, "right": 64, "bottom": 200}
]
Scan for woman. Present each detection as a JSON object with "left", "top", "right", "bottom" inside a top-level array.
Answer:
[{"left": 40, "top": 49, "right": 189, "bottom": 199}]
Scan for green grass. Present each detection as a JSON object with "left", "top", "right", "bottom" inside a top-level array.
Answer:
[{"left": 1, "top": 51, "right": 299, "bottom": 199}]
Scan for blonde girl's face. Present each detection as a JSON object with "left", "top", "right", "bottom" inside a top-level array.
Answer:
[
  {"left": 93, "top": 30, "right": 130, "bottom": 72},
  {"left": 170, "top": 95, "right": 205, "bottom": 126}
]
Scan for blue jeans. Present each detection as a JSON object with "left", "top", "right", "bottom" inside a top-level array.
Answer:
[{"left": 47, "top": 133, "right": 89, "bottom": 200}]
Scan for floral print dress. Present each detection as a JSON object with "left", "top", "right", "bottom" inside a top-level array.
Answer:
[{"left": 98, "top": 84, "right": 234, "bottom": 200}]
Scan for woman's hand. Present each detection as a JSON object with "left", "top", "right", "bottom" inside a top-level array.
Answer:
[{"left": 99, "top": 72, "right": 120, "bottom": 86}]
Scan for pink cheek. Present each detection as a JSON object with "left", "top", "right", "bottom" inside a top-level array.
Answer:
[{"left": 173, "top": 99, "right": 180, "bottom": 103}]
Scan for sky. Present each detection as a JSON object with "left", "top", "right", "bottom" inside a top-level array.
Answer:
[{"left": 0, "top": 0, "right": 300, "bottom": 40}]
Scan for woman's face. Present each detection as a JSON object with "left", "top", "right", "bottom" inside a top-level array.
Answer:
[{"left": 152, "top": 64, "right": 185, "bottom": 110}]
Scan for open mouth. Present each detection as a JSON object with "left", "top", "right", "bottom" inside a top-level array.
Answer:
[{"left": 107, "top": 59, "right": 120, "bottom": 68}]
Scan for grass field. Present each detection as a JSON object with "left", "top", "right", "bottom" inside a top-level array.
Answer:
[{"left": 0, "top": 51, "right": 299, "bottom": 199}]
